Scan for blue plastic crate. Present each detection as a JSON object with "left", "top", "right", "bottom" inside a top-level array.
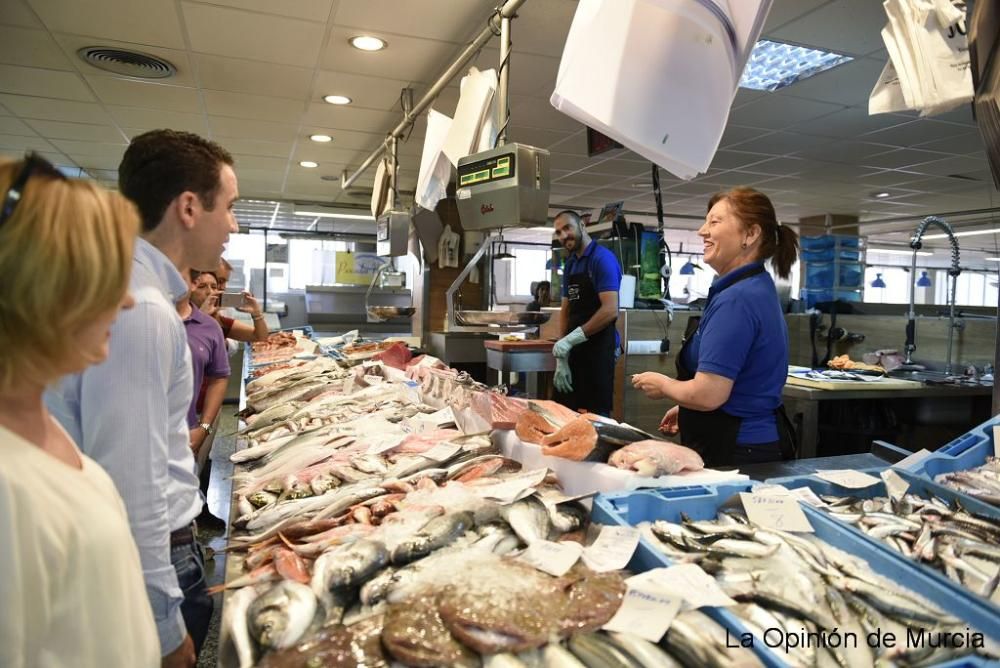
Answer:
[
  {"left": 908, "top": 415, "right": 1000, "bottom": 479},
  {"left": 799, "top": 234, "right": 862, "bottom": 252},
  {"left": 800, "top": 288, "right": 862, "bottom": 308},
  {"left": 801, "top": 247, "right": 863, "bottom": 263},
  {"left": 804, "top": 261, "right": 864, "bottom": 289},
  {"left": 594, "top": 482, "right": 1000, "bottom": 662}
]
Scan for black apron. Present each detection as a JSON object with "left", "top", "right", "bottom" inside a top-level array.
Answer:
[
  {"left": 675, "top": 265, "right": 797, "bottom": 466},
  {"left": 553, "top": 250, "right": 617, "bottom": 416}
]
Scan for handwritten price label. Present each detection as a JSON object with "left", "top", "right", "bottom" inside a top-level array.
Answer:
[{"left": 740, "top": 492, "right": 814, "bottom": 532}]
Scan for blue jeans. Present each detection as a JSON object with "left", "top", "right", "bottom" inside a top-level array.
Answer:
[{"left": 171, "top": 537, "right": 213, "bottom": 656}]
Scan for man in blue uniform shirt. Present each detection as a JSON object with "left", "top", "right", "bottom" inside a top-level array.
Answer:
[{"left": 551, "top": 210, "right": 622, "bottom": 416}]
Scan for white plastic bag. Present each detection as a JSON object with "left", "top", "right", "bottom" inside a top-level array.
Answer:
[
  {"left": 551, "top": 0, "right": 770, "bottom": 180},
  {"left": 869, "top": 0, "right": 972, "bottom": 117},
  {"left": 415, "top": 108, "right": 453, "bottom": 212},
  {"left": 442, "top": 67, "right": 497, "bottom": 167}
]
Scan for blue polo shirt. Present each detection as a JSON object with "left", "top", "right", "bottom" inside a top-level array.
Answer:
[
  {"left": 680, "top": 262, "right": 787, "bottom": 444},
  {"left": 562, "top": 240, "right": 622, "bottom": 346}
]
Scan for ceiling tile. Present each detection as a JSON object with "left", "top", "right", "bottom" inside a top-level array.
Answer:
[
  {"left": 778, "top": 57, "right": 884, "bottom": 107},
  {"left": 229, "top": 154, "right": 290, "bottom": 173},
  {"left": 218, "top": 137, "right": 292, "bottom": 159},
  {"left": 709, "top": 150, "right": 773, "bottom": 171},
  {"left": 301, "top": 103, "right": 400, "bottom": 133},
  {"left": 904, "top": 155, "right": 991, "bottom": 178},
  {"left": 193, "top": 54, "right": 314, "bottom": 101},
  {"left": 0, "top": 0, "right": 42, "bottom": 27},
  {"left": 110, "top": 107, "right": 209, "bottom": 135},
  {"left": 728, "top": 95, "right": 844, "bottom": 130},
  {"left": 729, "top": 131, "right": 833, "bottom": 155},
  {"left": 320, "top": 27, "right": 455, "bottom": 83},
  {"left": 853, "top": 169, "right": 927, "bottom": 188},
  {"left": 299, "top": 126, "right": 385, "bottom": 152},
  {"left": 332, "top": 0, "right": 484, "bottom": 42},
  {"left": 762, "top": 0, "right": 830, "bottom": 32},
  {"left": 313, "top": 70, "right": 413, "bottom": 111},
  {"left": 208, "top": 116, "right": 297, "bottom": 143},
  {"left": 49, "top": 139, "right": 126, "bottom": 158},
  {"left": 506, "top": 125, "right": 574, "bottom": 149},
  {"left": 546, "top": 129, "right": 588, "bottom": 156},
  {"left": 0, "top": 64, "right": 93, "bottom": 101},
  {"left": 790, "top": 107, "right": 911, "bottom": 138},
  {"left": 719, "top": 125, "right": 770, "bottom": 148},
  {"left": 794, "top": 140, "right": 897, "bottom": 164},
  {"left": 0, "top": 94, "right": 110, "bottom": 124},
  {"left": 915, "top": 131, "right": 987, "bottom": 155},
  {"left": 30, "top": 0, "right": 186, "bottom": 49},
  {"left": 292, "top": 145, "right": 365, "bottom": 165},
  {"left": 738, "top": 156, "right": 808, "bottom": 176},
  {"left": 579, "top": 159, "right": 649, "bottom": 179},
  {"left": 87, "top": 77, "right": 201, "bottom": 113},
  {"left": 860, "top": 148, "right": 950, "bottom": 170},
  {"left": 464, "top": 48, "right": 561, "bottom": 98},
  {"left": 511, "top": 96, "right": 584, "bottom": 132},
  {"left": 0, "top": 132, "right": 57, "bottom": 152},
  {"left": 860, "top": 120, "right": 971, "bottom": 147},
  {"left": 182, "top": 2, "right": 325, "bottom": 69},
  {"left": 0, "top": 26, "right": 73, "bottom": 69},
  {"left": 0, "top": 116, "right": 36, "bottom": 136},
  {"left": 72, "top": 153, "right": 126, "bottom": 170},
  {"left": 24, "top": 119, "right": 124, "bottom": 142},
  {"left": 203, "top": 90, "right": 306, "bottom": 123},
  {"left": 770, "top": 0, "right": 887, "bottom": 56},
  {"left": 190, "top": 0, "right": 333, "bottom": 22},
  {"left": 512, "top": 0, "right": 580, "bottom": 58}
]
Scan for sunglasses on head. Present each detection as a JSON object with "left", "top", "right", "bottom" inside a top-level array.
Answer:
[{"left": 0, "top": 152, "right": 67, "bottom": 227}]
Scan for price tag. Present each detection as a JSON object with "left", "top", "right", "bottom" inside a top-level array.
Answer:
[
  {"left": 366, "top": 435, "right": 405, "bottom": 455},
  {"left": 880, "top": 469, "right": 910, "bottom": 500},
  {"left": 518, "top": 540, "right": 582, "bottom": 576},
  {"left": 602, "top": 583, "right": 681, "bottom": 642},
  {"left": 363, "top": 375, "right": 384, "bottom": 385},
  {"left": 475, "top": 469, "right": 549, "bottom": 505},
  {"left": 638, "top": 564, "right": 736, "bottom": 609},
  {"left": 993, "top": 426, "right": 1000, "bottom": 459},
  {"left": 894, "top": 448, "right": 931, "bottom": 472},
  {"left": 740, "top": 493, "right": 814, "bottom": 533},
  {"left": 582, "top": 526, "right": 640, "bottom": 572},
  {"left": 422, "top": 442, "right": 462, "bottom": 463},
  {"left": 815, "top": 469, "right": 881, "bottom": 489}
]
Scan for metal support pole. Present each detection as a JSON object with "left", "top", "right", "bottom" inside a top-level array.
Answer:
[
  {"left": 388, "top": 134, "right": 399, "bottom": 208},
  {"left": 497, "top": 13, "right": 512, "bottom": 146},
  {"left": 341, "top": 0, "right": 529, "bottom": 189}
]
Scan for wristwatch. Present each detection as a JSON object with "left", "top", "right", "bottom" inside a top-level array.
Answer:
[{"left": 198, "top": 422, "right": 215, "bottom": 435}]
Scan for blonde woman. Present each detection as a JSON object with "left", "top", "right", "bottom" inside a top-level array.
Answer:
[{"left": 0, "top": 154, "right": 159, "bottom": 667}]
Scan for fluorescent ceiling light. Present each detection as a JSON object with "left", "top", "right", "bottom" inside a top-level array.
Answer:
[
  {"left": 299, "top": 161, "right": 318, "bottom": 168},
  {"left": 350, "top": 35, "right": 386, "bottom": 51},
  {"left": 740, "top": 40, "right": 853, "bottom": 91},
  {"left": 294, "top": 208, "right": 374, "bottom": 221},
  {"left": 310, "top": 134, "right": 332, "bottom": 143},
  {"left": 869, "top": 248, "right": 932, "bottom": 256},
  {"left": 923, "top": 228, "right": 1000, "bottom": 240},
  {"left": 323, "top": 95, "right": 352, "bottom": 105},
  {"left": 986, "top": 257, "right": 1000, "bottom": 262},
  {"left": 874, "top": 192, "right": 891, "bottom": 199}
]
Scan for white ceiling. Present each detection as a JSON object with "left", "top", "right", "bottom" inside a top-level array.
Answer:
[{"left": 1, "top": 0, "right": 998, "bottom": 259}]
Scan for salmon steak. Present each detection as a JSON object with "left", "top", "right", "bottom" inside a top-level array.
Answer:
[
  {"left": 514, "top": 410, "right": 557, "bottom": 444},
  {"left": 539, "top": 417, "right": 598, "bottom": 461}
]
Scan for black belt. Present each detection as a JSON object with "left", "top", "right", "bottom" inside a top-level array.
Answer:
[{"left": 170, "top": 523, "right": 195, "bottom": 548}]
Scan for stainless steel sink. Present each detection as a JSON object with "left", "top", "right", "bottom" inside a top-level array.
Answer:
[{"left": 887, "top": 369, "right": 955, "bottom": 383}]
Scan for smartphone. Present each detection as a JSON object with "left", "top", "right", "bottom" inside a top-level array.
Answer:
[{"left": 219, "top": 292, "right": 246, "bottom": 308}]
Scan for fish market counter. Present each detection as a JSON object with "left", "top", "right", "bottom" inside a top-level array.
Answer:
[{"left": 783, "top": 381, "right": 992, "bottom": 459}]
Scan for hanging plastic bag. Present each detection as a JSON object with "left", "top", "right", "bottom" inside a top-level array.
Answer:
[
  {"left": 869, "top": 0, "right": 972, "bottom": 117},
  {"left": 415, "top": 108, "right": 453, "bottom": 212},
  {"left": 442, "top": 67, "right": 497, "bottom": 167},
  {"left": 551, "top": 0, "right": 770, "bottom": 180},
  {"left": 371, "top": 157, "right": 392, "bottom": 218}
]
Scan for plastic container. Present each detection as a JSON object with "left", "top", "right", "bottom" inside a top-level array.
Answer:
[
  {"left": 804, "top": 261, "right": 864, "bottom": 289},
  {"left": 594, "top": 481, "right": 1000, "bottom": 655},
  {"left": 799, "top": 234, "right": 863, "bottom": 251},
  {"left": 908, "top": 415, "right": 1000, "bottom": 480},
  {"left": 800, "top": 247, "right": 863, "bottom": 263},
  {"left": 800, "top": 288, "right": 862, "bottom": 308}
]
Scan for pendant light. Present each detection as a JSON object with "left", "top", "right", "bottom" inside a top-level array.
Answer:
[
  {"left": 871, "top": 273, "right": 886, "bottom": 288},
  {"left": 916, "top": 270, "right": 932, "bottom": 287}
]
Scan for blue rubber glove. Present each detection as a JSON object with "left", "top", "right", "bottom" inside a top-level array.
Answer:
[
  {"left": 552, "top": 326, "right": 588, "bottom": 358},
  {"left": 554, "top": 356, "right": 574, "bottom": 393}
]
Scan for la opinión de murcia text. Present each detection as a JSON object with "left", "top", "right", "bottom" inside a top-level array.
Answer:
[{"left": 726, "top": 627, "right": 986, "bottom": 652}]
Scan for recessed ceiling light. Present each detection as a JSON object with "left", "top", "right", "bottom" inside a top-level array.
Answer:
[
  {"left": 349, "top": 35, "right": 386, "bottom": 51},
  {"left": 323, "top": 94, "right": 352, "bottom": 105},
  {"left": 310, "top": 134, "right": 332, "bottom": 143},
  {"left": 874, "top": 191, "right": 891, "bottom": 198},
  {"left": 299, "top": 161, "right": 318, "bottom": 168},
  {"left": 740, "top": 39, "right": 853, "bottom": 91}
]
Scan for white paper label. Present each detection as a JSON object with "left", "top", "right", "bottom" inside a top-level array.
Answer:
[
  {"left": 791, "top": 486, "right": 825, "bottom": 507},
  {"left": 740, "top": 492, "right": 814, "bottom": 533},
  {"left": 636, "top": 564, "right": 736, "bottom": 609},
  {"left": 602, "top": 583, "right": 681, "bottom": 642},
  {"left": 815, "top": 469, "right": 882, "bottom": 489},
  {"left": 582, "top": 526, "right": 640, "bottom": 572},
  {"left": 894, "top": 448, "right": 931, "bottom": 472},
  {"left": 993, "top": 425, "right": 1000, "bottom": 458},
  {"left": 456, "top": 188, "right": 471, "bottom": 199},
  {"left": 473, "top": 468, "right": 549, "bottom": 504},
  {"left": 363, "top": 375, "right": 384, "bottom": 385},
  {"left": 366, "top": 435, "right": 404, "bottom": 455},
  {"left": 518, "top": 540, "right": 582, "bottom": 576},
  {"left": 422, "top": 442, "right": 462, "bottom": 463},
  {"left": 880, "top": 469, "right": 910, "bottom": 499}
]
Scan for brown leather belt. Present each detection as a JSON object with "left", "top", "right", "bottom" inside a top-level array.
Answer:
[{"left": 170, "top": 523, "right": 195, "bottom": 548}]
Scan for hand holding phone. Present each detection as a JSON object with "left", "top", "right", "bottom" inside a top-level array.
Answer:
[{"left": 219, "top": 292, "right": 247, "bottom": 308}]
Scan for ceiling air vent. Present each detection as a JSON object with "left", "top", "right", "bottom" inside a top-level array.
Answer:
[{"left": 77, "top": 47, "right": 176, "bottom": 79}]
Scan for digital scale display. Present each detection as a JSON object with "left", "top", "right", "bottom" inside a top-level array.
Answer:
[{"left": 457, "top": 152, "right": 516, "bottom": 187}]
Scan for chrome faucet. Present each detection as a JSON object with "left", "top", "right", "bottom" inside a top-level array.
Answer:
[{"left": 905, "top": 215, "right": 961, "bottom": 373}]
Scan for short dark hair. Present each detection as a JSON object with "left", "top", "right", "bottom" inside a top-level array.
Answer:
[
  {"left": 119, "top": 129, "right": 234, "bottom": 233},
  {"left": 535, "top": 280, "right": 550, "bottom": 298},
  {"left": 554, "top": 210, "right": 582, "bottom": 227}
]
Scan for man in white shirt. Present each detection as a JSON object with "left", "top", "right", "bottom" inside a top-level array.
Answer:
[{"left": 46, "top": 129, "right": 239, "bottom": 668}]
